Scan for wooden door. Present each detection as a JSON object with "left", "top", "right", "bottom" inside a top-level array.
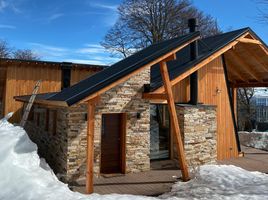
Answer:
[{"left": 101, "top": 113, "right": 126, "bottom": 174}]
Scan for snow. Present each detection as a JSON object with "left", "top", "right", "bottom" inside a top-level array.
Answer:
[
  {"left": 0, "top": 114, "right": 268, "bottom": 200},
  {"left": 239, "top": 131, "right": 268, "bottom": 151},
  {"left": 0, "top": 114, "right": 154, "bottom": 200},
  {"left": 161, "top": 165, "right": 268, "bottom": 200}
]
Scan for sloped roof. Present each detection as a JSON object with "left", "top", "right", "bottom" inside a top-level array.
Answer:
[
  {"left": 16, "top": 27, "right": 267, "bottom": 106},
  {"left": 150, "top": 27, "right": 252, "bottom": 90},
  {"left": 47, "top": 31, "right": 200, "bottom": 106},
  {"left": 0, "top": 58, "right": 107, "bottom": 70}
]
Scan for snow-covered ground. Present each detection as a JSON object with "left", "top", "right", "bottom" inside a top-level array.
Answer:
[
  {"left": 239, "top": 131, "right": 268, "bottom": 151},
  {"left": 0, "top": 114, "right": 268, "bottom": 200}
]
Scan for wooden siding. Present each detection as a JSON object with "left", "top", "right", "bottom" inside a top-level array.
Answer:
[
  {"left": 4, "top": 63, "right": 61, "bottom": 122},
  {"left": 2, "top": 62, "right": 100, "bottom": 122},
  {"left": 71, "top": 68, "right": 97, "bottom": 86},
  {"left": 172, "top": 56, "right": 238, "bottom": 160},
  {"left": 0, "top": 67, "right": 6, "bottom": 117}
]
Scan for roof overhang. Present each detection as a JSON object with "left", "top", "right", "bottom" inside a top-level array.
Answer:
[
  {"left": 14, "top": 34, "right": 200, "bottom": 107},
  {"left": 14, "top": 95, "right": 68, "bottom": 107},
  {"left": 224, "top": 32, "right": 268, "bottom": 88},
  {"left": 151, "top": 30, "right": 268, "bottom": 93},
  {"left": 79, "top": 35, "right": 200, "bottom": 104}
]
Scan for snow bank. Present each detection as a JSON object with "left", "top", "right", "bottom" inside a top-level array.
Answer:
[
  {"left": 0, "top": 115, "right": 268, "bottom": 200},
  {"left": 161, "top": 165, "right": 268, "bottom": 200},
  {"left": 239, "top": 131, "right": 268, "bottom": 151},
  {"left": 0, "top": 115, "right": 154, "bottom": 200}
]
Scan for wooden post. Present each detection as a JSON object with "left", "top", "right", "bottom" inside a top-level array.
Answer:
[
  {"left": 159, "top": 61, "right": 190, "bottom": 181},
  {"left": 85, "top": 99, "right": 95, "bottom": 194}
]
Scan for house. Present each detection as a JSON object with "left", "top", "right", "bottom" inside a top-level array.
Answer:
[
  {"left": 15, "top": 20, "right": 268, "bottom": 194},
  {"left": 0, "top": 58, "right": 105, "bottom": 122},
  {"left": 253, "top": 89, "right": 268, "bottom": 122}
]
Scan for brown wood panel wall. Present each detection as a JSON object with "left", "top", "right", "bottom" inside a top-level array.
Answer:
[
  {"left": 70, "top": 68, "right": 96, "bottom": 86},
  {"left": 4, "top": 63, "right": 62, "bottom": 122},
  {"left": 198, "top": 57, "right": 238, "bottom": 160},
  {"left": 2, "top": 63, "right": 100, "bottom": 122},
  {"left": 172, "top": 77, "right": 190, "bottom": 102},
  {"left": 172, "top": 56, "right": 238, "bottom": 160}
]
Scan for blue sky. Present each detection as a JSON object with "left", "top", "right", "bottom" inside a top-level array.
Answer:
[{"left": 0, "top": 0, "right": 267, "bottom": 65}]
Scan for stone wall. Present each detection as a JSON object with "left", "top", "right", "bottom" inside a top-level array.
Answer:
[
  {"left": 94, "top": 67, "right": 151, "bottom": 174},
  {"left": 25, "top": 106, "right": 69, "bottom": 181},
  {"left": 26, "top": 66, "right": 151, "bottom": 183},
  {"left": 175, "top": 104, "right": 217, "bottom": 167}
]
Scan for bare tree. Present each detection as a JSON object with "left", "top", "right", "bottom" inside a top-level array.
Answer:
[
  {"left": 0, "top": 40, "right": 12, "bottom": 58},
  {"left": 101, "top": 21, "right": 136, "bottom": 58},
  {"left": 102, "top": 0, "right": 221, "bottom": 58},
  {"left": 13, "top": 49, "right": 40, "bottom": 60},
  {"left": 256, "top": 0, "right": 268, "bottom": 23},
  {"left": 237, "top": 88, "right": 255, "bottom": 131},
  {"left": 0, "top": 39, "right": 40, "bottom": 60}
]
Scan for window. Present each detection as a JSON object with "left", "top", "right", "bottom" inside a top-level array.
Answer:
[
  {"left": 150, "top": 105, "right": 170, "bottom": 160},
  {"left": 256, "top": 98, "right": 266, "bottom": 106}
]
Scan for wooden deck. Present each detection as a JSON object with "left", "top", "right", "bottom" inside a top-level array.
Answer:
[
  {"left": 72, "top": 146, "right": 268, "bottom": 196},
  {"left": 218, "top": 145, "right": 268, "bottom": 174},
  {"left": 72, "top": 169, "right": 180, "bottom": 196}
]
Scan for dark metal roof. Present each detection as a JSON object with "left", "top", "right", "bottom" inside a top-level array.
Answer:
[
  {"left": 14, "top": 92, "right": 58, "bottom": 102},
  {"left": 0, "top": 58, "right": 107, "bottom": 69},
  {"left": 48, "top": 32, "right": 200, "bottom": 106},
  {"left": 19, "top": 27, "right": 264, "bottom": 107},
  {"left": 150, "top": 27, "right": 253, "bottom": 90}
]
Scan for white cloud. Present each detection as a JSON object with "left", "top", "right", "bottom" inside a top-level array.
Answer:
[
  {"left": 90, "top": 2, "right": 118, "bottom": 11},
  {"left": 29, "top": 43, "right": 67, "bottom": 52},
  {"left": 76, "top": 44, "right": 106, "bottom": 54},
  {"left": 0, "top": 0, "right": 22, "bottom": 13},
  {"left": 0, "top": 0, "right": 8, "bottom": 11},
  {"left": 0, "top": 24, "right": 15, "bottom": 29},
  {"left": 28, "top": 42, "right": 69, "bottom": 57},
  {"left": 48, "top": 13, "right": 64, "bottom": 22},
  {"left": 27, "top": 42, "right": 119, "bottom": 65}
]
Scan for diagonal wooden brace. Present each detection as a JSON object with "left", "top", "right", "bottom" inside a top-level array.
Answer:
[{"left": 159, "top": 61, "right": 190, "bottom": 181}]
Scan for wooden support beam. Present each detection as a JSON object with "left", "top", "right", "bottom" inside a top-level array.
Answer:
[
  {"left": 226, "top": 63, "right": 249, "bottom": 83},
  {"left": 162, "top": 54, "right": 177, "bottom": 62},
  {"left": 237, "top": 38, "right": 262, "bottom": 45},
  {"left": 230, "top": 81, "right": 268, "bottom": 88},
  {"left": 259, "top": 44, "right": 268, "bottom": 56},
  {"left": 142, "top": 92, "right": 167, "bottom": 100},
  {"left": 85, "top": 97, "right": 98, "bottom": 194},
  {"left": 159, "top": 61, "right": 190, "bottom": 181},
  {"left": 225, "top": 56, "right": 249, "bottom": 83},
  {"left": 228, "top": 50, "right": 262, "bottom": 81},
  {"left": 154, "top": 35, "right": 248, "bottom": 93},
  {"left": 243, "top": 46, "right": 268, "bottom": 72}
]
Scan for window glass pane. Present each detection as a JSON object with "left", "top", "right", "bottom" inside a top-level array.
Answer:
[{"left": 150, "top": 104, "right": 170, "bottom": 160}]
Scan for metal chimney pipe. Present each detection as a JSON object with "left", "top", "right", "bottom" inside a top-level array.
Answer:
[
  {"left": 61, "top": 62, "right": 72, "bottom": 90},
  {"left": 188, "top": 18, "right": 199, "bottom": 105}
]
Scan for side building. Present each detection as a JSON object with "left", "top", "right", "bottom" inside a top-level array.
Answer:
[{"left": 0, "top": 58, "right": 105, "bottom": 122}]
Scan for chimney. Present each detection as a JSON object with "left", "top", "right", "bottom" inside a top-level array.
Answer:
[
  {"left": 61, "top": 62, "right": 72, "bottom": 90},
  {"left": 188, "top": 18, "right": 199, "bottom": 105}
]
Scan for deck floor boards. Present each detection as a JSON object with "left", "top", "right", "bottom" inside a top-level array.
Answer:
[{"left": 73, "top": 146, "right": 268, "bottom": 196}]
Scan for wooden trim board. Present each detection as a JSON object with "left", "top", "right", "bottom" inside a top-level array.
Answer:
[{"left": 159, "top": 61, "right": 189, "bottom": 181}]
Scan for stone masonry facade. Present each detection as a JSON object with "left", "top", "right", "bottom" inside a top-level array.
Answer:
[
  {"left": 175, "top": 104, "right": 217, "bottom": 167},
  {"left": 25, "top": 66, "right": 151, "bottom": 183}
]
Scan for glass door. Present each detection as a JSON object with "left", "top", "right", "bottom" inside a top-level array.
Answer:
[{"left": 150, "top": 104, "right": 170, "bottom": 160}]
